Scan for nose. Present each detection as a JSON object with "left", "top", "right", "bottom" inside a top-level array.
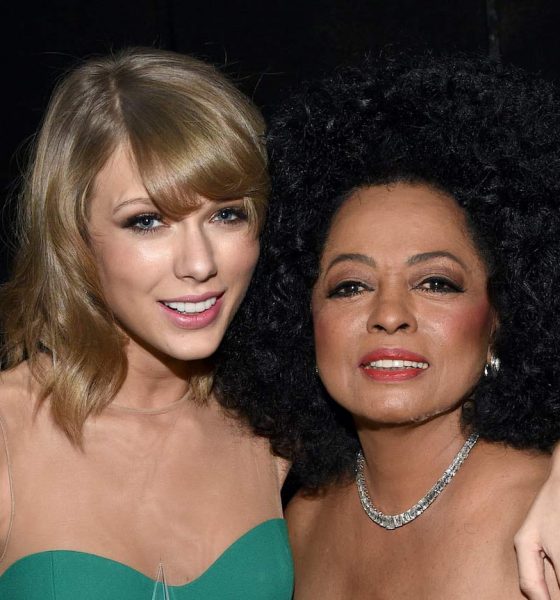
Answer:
[
  {"left": 173, "top": 224, "right": 217, "bottom": 282},
  {"left": 366, "top": 284, "right": 417, "bottom": 334}
]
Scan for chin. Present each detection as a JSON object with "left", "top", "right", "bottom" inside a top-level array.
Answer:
[
  {"left": 131, "top": 331, "right": 223, "bottom": 364},
  {"left": 356, "top": 403, "right": 461, "bottom": 428},
  {"left": 165, "top": 340, "right": 222, "bottom": 362},
  {"left": 347, "top": 393, "right": 435, "bottom": 423}
]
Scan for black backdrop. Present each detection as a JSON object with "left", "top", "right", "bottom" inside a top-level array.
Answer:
[{"left": 3, "top": 0, "right": 560, "bottom": 281}]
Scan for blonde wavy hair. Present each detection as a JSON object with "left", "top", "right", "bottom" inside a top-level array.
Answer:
[{"left": 1, "top": 47, "right": 269, "bottom": 443}]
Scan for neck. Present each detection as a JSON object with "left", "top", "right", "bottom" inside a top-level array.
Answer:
[
  {"left": 355, "top": 410, "right": 468, "bottom": 514},
  {"left": 110, "top": 337, "right": 213, "bottom": 411}
]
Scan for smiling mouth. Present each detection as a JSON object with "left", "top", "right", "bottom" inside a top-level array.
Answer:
[
  {"left": 161, "top": 297, "right": 218, "bottom": 314},
  {"left": 362, "top": 359, "right": 429, "bottom": 370}
]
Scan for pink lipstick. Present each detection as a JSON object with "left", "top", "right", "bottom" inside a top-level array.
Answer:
[{"left": 158, "top": 291, "right": 224, "bottom": 330}]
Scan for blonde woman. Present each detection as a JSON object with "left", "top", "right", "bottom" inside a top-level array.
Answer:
[{"left": 0, "top": 48, "right": 292, "bottom": 599}]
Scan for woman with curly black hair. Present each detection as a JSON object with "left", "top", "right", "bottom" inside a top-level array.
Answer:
[{"left": 218, "top": 54, "right": 560, "bottom": 598}]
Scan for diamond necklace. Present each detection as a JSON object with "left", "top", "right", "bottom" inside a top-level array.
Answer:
[{"left": 356, "top": 432, "right": 479, "bottom": 530}]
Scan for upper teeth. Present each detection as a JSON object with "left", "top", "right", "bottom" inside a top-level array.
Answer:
[
  {"left": 364, "top": 359, "right": 429, "bottom": 369},
  {"left": 163, "top": 297, "right": 217, "bottom": 314}
]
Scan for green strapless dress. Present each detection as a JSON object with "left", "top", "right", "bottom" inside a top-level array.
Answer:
[{"left": 0, "top": 519, "right": 293, "bottom": 599}]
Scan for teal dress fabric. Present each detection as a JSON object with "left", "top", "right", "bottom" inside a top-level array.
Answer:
[{"left": 0, "top": 519, "right": 293, "bottom": 599}]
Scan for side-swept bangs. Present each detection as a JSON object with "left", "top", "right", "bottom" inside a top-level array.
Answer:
[{"left": 121, "top": 67, "right": 268, "bottom": 229}]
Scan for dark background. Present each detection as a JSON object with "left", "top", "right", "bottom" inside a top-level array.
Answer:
[{"left": 3, "top": 0, "right": 560, "bottom": 281}]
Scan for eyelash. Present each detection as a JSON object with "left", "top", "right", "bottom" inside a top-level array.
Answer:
[
  {"left": 123, "top": 207, "right": 248, "bottom": 235},
  {"left": 123, "top": 212, "right": 164, "bottom": 235},
  {"left": 210, "top": 207, "right": 248, "bottom": 224},
  {"left": 327, "top": 280, "right": 371, "bottom": 298},
  {"left": 415, "top": 276, "right": 464, "bottom": 294},
  {"left": 327, "top": 277, "right": 464, "bottom": 298}
]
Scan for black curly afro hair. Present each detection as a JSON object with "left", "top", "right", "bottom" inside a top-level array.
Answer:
[{"left": 216, "top": 53, "right": 560, "bottom": 490}]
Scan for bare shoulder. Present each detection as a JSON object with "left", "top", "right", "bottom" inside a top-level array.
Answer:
[
  {"left": 286, "top": 481, "right": 356, "bottom": 599},
  {"left": 286, "top": 487, "right": 323, "bottom": 550},
  {"left": 0, "top": 362, "right": 37, "bottom": 556},
  {"left": 0, "top": 362, "right": 38, "bottom": 420},
  {"left": 475, "top": 441, "right": 550, "bottom": 498},
  {"left": 461, "top": 442, "right": 551, "bottom": 536},
  {"left": 0, "top": 361, "right": 35, "bottom": 391},
  {"left": 285, "top": 489, "right": 321, "bottom": 533},
  {"left": 0, "top": 362, "right": 40, "bottom": 486},
  {"left": 285, "top": 480, "right": 351, "bottom": 551},
  {"left": 451, "top": 442, "right": 552, "bottom": 598}
]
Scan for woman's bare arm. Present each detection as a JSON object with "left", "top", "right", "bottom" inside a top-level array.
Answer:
[{"left": 515, "top": 446, "right": 560, "bottom": 600}]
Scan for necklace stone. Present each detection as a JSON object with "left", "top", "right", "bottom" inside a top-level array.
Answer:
[{"left": 356, "top": 432, "right": 479, "bottom": 530}]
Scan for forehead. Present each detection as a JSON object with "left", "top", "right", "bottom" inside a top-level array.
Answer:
[
  {"left": 324, "top": 183, "right": 480, "bottom": 262},
  {"left": 89, "top": 145, "right": 201, "bottom": 216},
  {"left": 90, "top": 145, "right": 146, "bottom": 206}
]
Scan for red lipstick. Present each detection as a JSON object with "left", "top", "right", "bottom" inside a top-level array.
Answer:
[{"left": 359, "top": 347, "right": 430, "bottom": 382}]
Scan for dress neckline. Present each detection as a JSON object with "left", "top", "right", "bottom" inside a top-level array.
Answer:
[{"left": 0, "top": 518, "right": 286, "bottom": 588}]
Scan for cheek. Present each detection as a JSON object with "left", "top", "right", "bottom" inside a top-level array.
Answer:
[
  {"left": 438, "top": 300, "right": 493, "bottom": 350},
  {"left": 214, "top": 237, "right": 259, "bottom": 328},
  {"left": 312, "top": 302, "right": 367, "bottom": 409},
  {"left": 429, "top": 299, "right": 494, "bottom": 382},
  {"left": 218, "top": 234, "right": 260, "bottom": 290},
  {"left": 313, "top": 301, "right": 358, "bottom": 369},
  {"left": 94, "top": 239, "right": 166, "bottom": 294}
]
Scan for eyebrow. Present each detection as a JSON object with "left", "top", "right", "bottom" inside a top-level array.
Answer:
[
  {"left": 325, "top": 253, "right": 376, "bottom": 273},
  {"left": 406, "top": 251, "right": 466, "bottom": 269},
  {"left": 325, "top": 250, "right": 466, "bottom": 273},
  {"left": 113, "top": 197, "right": 154, "bottom": 215},
  {"left": 111, "top": 196, "right": 245, "bottom": 216}
]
